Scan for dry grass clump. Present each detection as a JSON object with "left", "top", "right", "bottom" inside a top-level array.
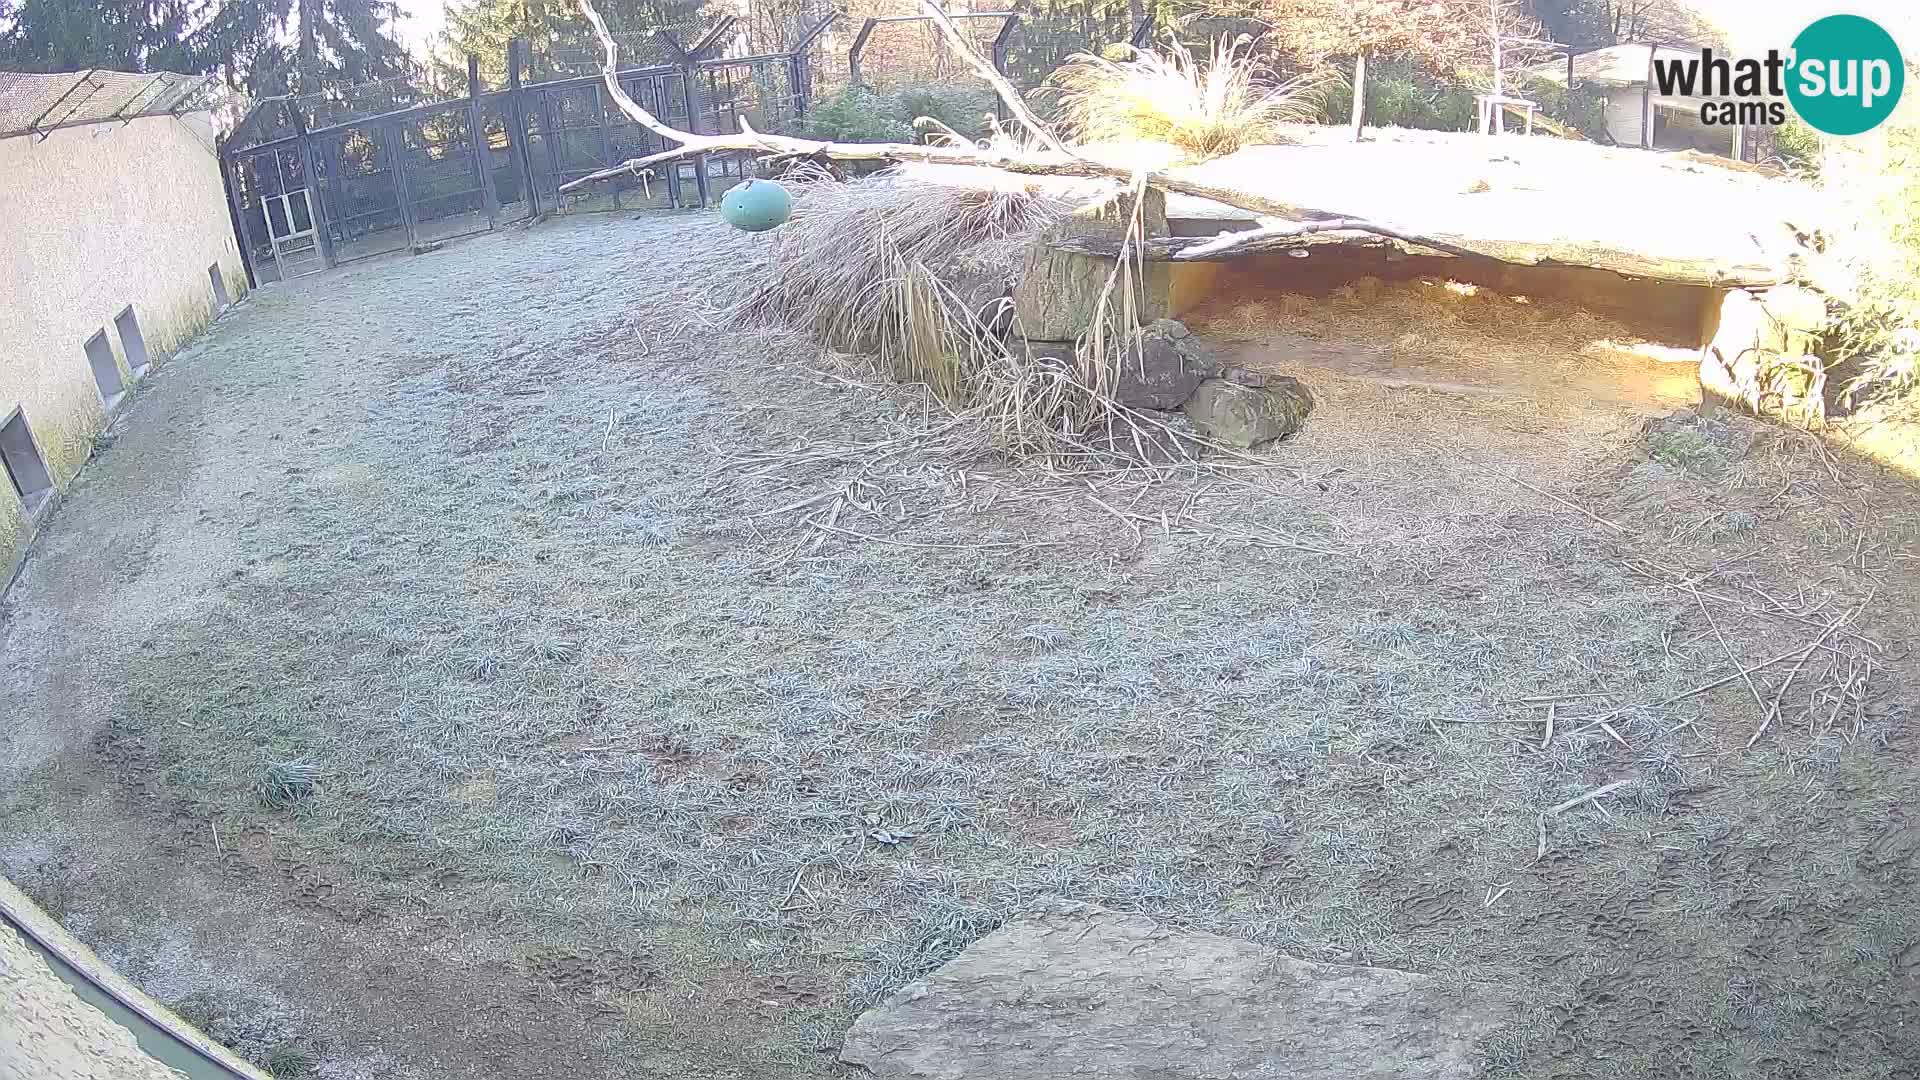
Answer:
[
  {"left": 723, "top": 165, "right": 1069, "bottom": 401},
  {"left": 719, "top": 168, "right": 1188, "bottom": 461},
  {"left": 1050, "top": 36, "right": 1321, "bottom": 161}
]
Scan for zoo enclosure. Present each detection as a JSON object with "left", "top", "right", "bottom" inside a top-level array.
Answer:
[
  {"left": 219, "top": 10, "right": 1152, "bottom": 286},
  {"left": 220, "top": 16, "right": 836, "bottom": 284}
]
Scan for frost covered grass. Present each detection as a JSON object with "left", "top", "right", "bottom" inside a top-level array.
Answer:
[{"left": 7, "top": 212, "right": 1917, "bottom": 1078}]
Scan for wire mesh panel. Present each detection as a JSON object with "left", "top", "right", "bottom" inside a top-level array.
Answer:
[
  {"left": 999, "top": 9, "right": 1141, "bottom": 91},
  {"left": 315, "top": 124, "right": 410, "bottom": 263},
  {"left": 478, "top": 92, "right": 532, "bottom": 219},
  {"left": 400, "top": 104, "right": 495, "bottom": 246},
  {"left": 599, "top": 75, "right": 681, "bottom": 210}
]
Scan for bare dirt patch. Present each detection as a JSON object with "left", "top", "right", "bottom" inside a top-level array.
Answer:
[{"left": 3, "top": 211, "right": 1918, "bottom": 1078}]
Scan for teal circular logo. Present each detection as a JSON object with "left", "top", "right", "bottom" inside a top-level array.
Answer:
[{"left": 1787, "top": 14, "right": 1904, "bottom": 136}]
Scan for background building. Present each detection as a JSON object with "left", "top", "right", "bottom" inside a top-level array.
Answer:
[{"left": 0, "top": 69, "right": 246, "bottom": 582}]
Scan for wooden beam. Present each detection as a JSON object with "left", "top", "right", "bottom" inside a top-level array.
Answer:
[{"left": 1051, "top": 231, "right": 1786, "bottom": 287}]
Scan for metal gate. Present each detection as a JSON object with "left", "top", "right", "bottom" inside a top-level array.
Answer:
[{"left": 230, "top": 143, "right": 326, "bottom": 283}]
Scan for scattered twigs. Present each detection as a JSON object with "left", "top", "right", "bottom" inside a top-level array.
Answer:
[
  {"left": 1751, "top": 604, "right": 1856, "bottom": 748},
  {"left": 1689, "top": 584, "right": 1769, "bottom": 715},
  {"left": 1510, "top": 475, "right": 1630, "bottom": 535},
  {"left": 1536, "top": 778, "right": 1633, "bottom": 859},
  {"left": 1548, "top": 778, "right": 1632, "bottom": 816}
]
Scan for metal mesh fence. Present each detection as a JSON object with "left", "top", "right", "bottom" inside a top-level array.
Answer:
[{"left": 0, "top": 69, "right": 221, "bottom": 141}]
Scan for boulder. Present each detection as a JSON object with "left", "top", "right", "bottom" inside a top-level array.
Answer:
[
  {"left": 1114, "top": 319, "right": 1216, "bottom": 409},
  {"left": 1756, "top": 284, "right": 1827, "bottom": 357},
  {"left": 1181, "top": 376, "right": 1313, "bottom": 447},
  {"left": 841, "top": 901, "right": 1508, "bottom": 1080},
  {"left": 1013, "top": 189, "right": 1171, "bottom": 341},
  {"left": 1700, "top": 289, "right": 1767, "bottom": 413},
  {"left": 946, "top": 263, "right": 1015, "bottom": 337}
]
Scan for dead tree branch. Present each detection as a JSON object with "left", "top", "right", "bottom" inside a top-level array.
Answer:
[{"left": 563, "top": 0, "right": 1789, "bottom": 288}]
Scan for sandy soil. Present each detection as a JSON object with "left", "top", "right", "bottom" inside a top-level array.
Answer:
[{"left": 3, "top": 211, "right": 1918, "bottom": 1079}]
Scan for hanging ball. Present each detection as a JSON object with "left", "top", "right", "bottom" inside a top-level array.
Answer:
[{"left": 719, "top": 178, "right": 793, "bottom": 233}]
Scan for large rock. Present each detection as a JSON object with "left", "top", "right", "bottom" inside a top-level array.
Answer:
[
  {"left": 1181, "top": 376, "right": 1313, "bottom": 447},
  {"left": 841, "top": 901, "right": 1508, "bottom": 1079},
  {"left": 1756, "top": 283, "right": 1827, "bottom": 357},
  {"left": 1013, "top": 190, "right": 1171, "bottom": 341},
  {"left": 1115, "top": 319, "right": 1216, "bottom": 409},
  {"left": 1700, "top": 289, "right": 1767, "bottom": 413}
]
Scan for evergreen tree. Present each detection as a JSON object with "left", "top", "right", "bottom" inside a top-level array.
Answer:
[
  {"left": 0, "top": 0, "right": 412, "bottom": 100},
  {"left": 0, "top": 0, "right": 202, "bottom": 74},
  {"left": 194, "top": 0, "right": 414, "bottom": 96},
  {"left": 433, "top": 0, "right": 716, "bottom": 87}
]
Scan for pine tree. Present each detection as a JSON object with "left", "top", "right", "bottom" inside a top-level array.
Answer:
[
  {"left": 432, "top": 0, "right": 719, "bottom": 88},
  {"left": 194, "top": 0, "right": 415, "bottom": 96},
  {"left": 0, "top": 0, "right": 202, "bottom": 74},
  {"left": 0, "top": 0, "right": 412, "bottom": 100}
]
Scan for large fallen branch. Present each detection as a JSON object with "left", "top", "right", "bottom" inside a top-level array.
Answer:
[
  {"left": 564, "top": 0, "right": 1789, "bottom": 287},
  {"left": 1053, "top": 223, "right": 1787, "bottom": 287}
]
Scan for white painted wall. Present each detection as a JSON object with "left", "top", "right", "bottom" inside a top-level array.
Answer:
[{"left": 0, "top": 111, "right": 246, "bottom": 581}]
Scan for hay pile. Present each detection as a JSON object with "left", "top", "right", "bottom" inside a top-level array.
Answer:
[{"left": 720, "top": 165, "right": 1181, "bottom": 459}]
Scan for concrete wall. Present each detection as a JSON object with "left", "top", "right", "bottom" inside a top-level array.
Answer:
[{"left": 0, "top": 111, "right": 245, "bottom": 583}]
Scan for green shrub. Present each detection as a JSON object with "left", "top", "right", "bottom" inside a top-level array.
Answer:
[
  {"left": 1771, "top": 116, "right": 1822, "bottom": 173},
  {"left": 794, "top": 83, "right": 997, "bottom": 145},
  {"left": 1314, "top": 56, "right": 1475, "bottom": 132},
  {"left": 1807, "top": 80, "right": 1920, "bottom": 403}
]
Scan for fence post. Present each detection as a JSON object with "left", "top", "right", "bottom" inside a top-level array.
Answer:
[
  {"left": 506, "top": 38, "right": 538, "bottom": 216},
  {"left": 594, "top": 81, "right": 619, "bottom": 209},
  {"left": 539, "top": 87, "right": 564, "bottom": 211},
  {"left": 990, "top": 15, "right": 1020, "bottom": 127},
  {"left": 468, "top": 55, "right": 501, "bottom": 229},
  {"left": 287, "top": 109, "right": 336, "bottom": 269},
  {"left": 683, "top": 63, "right": 711, "bottom": 207},
  {"left": 388, "top": 119, "right": 421, "bottom": 248},
  {"left": 217, "top": 146, "right": 260, "bottom": 290},
  {"left": 1129, "top": 13, "right": 1154, "bottom": 48},
  {"left": 848, "top": 17, "right": 878, "bottom": 88},
  {"left": 785, "top": 13, "right": 838, "bottom": 121}
]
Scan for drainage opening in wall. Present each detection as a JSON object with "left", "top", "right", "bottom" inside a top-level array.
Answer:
[
  {"left": 208, "top": 264, "right": 230, "bottom": 310},
  {"left": 1, "top": 408, "right": 54, "bottom": 518},
  {"left": 84, "top": 329, "right": 126, "bottom": 411},
  {"left": 115, "top": 305, "right": 151, "bottom": 375}
]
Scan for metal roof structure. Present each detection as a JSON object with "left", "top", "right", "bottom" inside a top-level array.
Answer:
[{"left": 0, "top": 68, "right": 221, "bottom": 141}]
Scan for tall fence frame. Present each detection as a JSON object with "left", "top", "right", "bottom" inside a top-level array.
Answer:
[{"left": 219, "top": 17, "right": 835, "bottom": 286}]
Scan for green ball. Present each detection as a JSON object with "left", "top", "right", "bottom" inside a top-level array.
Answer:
[{"left": 719, "top": 178, "right": 793, "bottom": 233}]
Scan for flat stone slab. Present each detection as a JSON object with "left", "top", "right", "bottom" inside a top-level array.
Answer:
[{"left": 841, "top": 901, "right": 1508, "bottom": 1079}]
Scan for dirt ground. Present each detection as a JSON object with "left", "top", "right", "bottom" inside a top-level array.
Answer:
[{"left": 3, "top": 211, "right": 1919, "bottom": 1079}]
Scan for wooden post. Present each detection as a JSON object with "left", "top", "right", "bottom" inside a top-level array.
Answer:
[
  {"left": 1349, "top": 49, "right": 1368, "bottom": 141},
  {"left": 1642, "top": 43, "right": 1655, "bottom": 149},
  {"left": 468, "top": 54, "right": 501, "bottom": 229},
  {"left": 1488, "top": 0, "right": 1504, "bottom": 135}
]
